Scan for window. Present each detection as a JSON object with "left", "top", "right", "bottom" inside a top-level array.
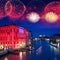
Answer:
[
  {"left": 7, "top": 32, "right": 10, "bottom": 35},
  {"left": 8, "top": 42, "right": 9, "bottom": 44},
  {"left": 10, "top": 36, "right": 12, "bottom": 41},
  {"left": 6, "top": 42, "right": 7, "bottom": 44},
  {"left": 3, "top": 42, "right": 5, "bottom": 44},
  {"left": 14, "top": 42, "right": 15, "bottom": 44},
  {"left": 10, "top": 42, "right": 12, "bottom": 44},
  {"left": 19, "top": 27, "right": 24, "bottom": 34},
  {"left": 14, "top": 29, "right": 15, "bottom": 32},
  {"left": 10, "top": 29, "right": 12, "bottom": 32},
  {"left": 1, "top": 42, "right": 2, "bottom": 44}
]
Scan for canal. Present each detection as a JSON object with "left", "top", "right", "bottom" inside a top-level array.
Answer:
[{"left": 0, "top": 40, "right": 60, "bottom": 60}]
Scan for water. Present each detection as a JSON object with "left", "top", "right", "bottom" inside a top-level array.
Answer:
[{"left": 0, "top": 40, "right": 60, "bottom": 60}]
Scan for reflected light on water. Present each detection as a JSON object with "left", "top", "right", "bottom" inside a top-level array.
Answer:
[
  {"left": 23, "top": 52, "right": 26, "bottom": 56},
  {"left": 19, "top": 52, "right": 23, "bottom": 60},
  {"left": 19, "top": 51, "right": 26, "bottom": 60},
  {"left": 36, "top": 46, "right": 42, "bottom": 55},
  {"left": 4, "top": 57, "right": 8, "bottom": 60},
  {"left": 57, "top": 43, "right": 59, "bottom": 48},
  {"left": 57, "top": 43, "right": 60, "bottom": 52}
]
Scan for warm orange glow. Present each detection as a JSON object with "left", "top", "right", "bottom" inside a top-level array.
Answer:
[
  {"left": 45, "top": 12, "right": 58, "bottom": 23},
  {"left": 44, "top": 1, "right": 60, "bottom": 20},
  {"left": 19, "top": 52, "right": 23, "bottom": 58},
  {"left": 16, "top": 42, "right": 26, "bottom": 49},
  {"left": 4, "top": 57, "right": 8, "bottom": 60},
  {"left": 0, "top": 45, "right": 3, "bottom": 49},
  {"left": 27, "top": 12, "right": 40, "bottom": 23}
]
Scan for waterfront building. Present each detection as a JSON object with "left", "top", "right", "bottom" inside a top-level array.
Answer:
[
  {"left": 0, "top": 25, "right": 31, "bottom": 50},
  {"left": 50, "top": 34, "right": 60, "bottom": 52},
  {"left": 51, "top": 34, "right": 60, "bottom": 43}
]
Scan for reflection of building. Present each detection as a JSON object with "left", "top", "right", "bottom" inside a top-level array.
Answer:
[{"left": 0, "top": 25, "right": 31, "bottom": 50}]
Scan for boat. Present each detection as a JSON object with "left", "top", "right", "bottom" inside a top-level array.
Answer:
[
  {"left": 0, "top": 50, "right": 8, "bottom": 56},
  {"left": 0, "top": 47, "right": 8, "bottom": 56}
]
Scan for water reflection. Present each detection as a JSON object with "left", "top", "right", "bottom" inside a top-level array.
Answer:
[
  {"left": 19, "top": 52, "right": 23, "bottom": 60},
  {"left": 0, "top": 40, "right": 60, "bottom": 60},
  {"left": 0, "top": 50, "right": 59, "bottom": 60},
  {"left": 4, "top": 57, "right": 8, "bottom": 60},
  {"left": 0, "top": 51, "right": 28, "bottom": 60},
  {"left": 19, "top": 52, "right": 27, "bottom": 60}
]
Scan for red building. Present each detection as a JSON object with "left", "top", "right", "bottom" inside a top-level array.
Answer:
[{"left": 0, "top": 25, "right": 31, "bottom": 50}]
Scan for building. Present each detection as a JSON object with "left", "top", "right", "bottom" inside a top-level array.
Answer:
[
  {"left": 0, "top": 25, "right": 31, "bottom": 50},
  {"left": 51, "top": 34, "right": 60, "bottom": 51},
  {"left": 51, "top": 34, "right": 60, "bottom": 43},
  {"left": 39, "top": 35, "right": 50, "bottom": 42}
]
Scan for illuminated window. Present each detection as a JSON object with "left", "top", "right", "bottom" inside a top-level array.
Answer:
[{"left": 19, "top": 27, "right": 24, "bottom": 34}]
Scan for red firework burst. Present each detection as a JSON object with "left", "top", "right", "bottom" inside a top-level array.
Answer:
[{"left": 5, "top": 0, "right": 26, "bottom": 20}]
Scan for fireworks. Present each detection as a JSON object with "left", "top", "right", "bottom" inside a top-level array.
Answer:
[
  {"left": 0, "top": 0, "right": 60, "bottom": 23},
  {"left": 44, "top": 12, "right": 58, "bottom": 23},
  {"left": 26, "top": 12, "right": 40, "bottom": 23}
]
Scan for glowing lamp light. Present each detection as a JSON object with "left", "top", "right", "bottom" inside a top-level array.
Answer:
[
  {"left": 27, "top": 12, "right": 40, "bottom": 23},
  {"left": 45, "top": 12, "right": 58, "bottom": 23},
  {"left": 19, "top": 52, "right": 23, "bottom": 58},
  {"left": 0, "top": 45, "right": 4, "bottom": 49},
  {"left": 4, "top": 57, "right": 8, "bottom": 60}
]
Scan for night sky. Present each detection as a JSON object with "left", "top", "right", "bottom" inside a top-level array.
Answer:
[{"left": 0, "top": 0, "right": 60, "bottom": 38}]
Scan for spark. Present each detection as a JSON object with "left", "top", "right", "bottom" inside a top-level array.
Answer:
[
  {"left": 27, "top": 12, "right": 40, "bottom": 23},
  {"left": 45, "top": 12, "right": 58, "bottom": 23}
]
